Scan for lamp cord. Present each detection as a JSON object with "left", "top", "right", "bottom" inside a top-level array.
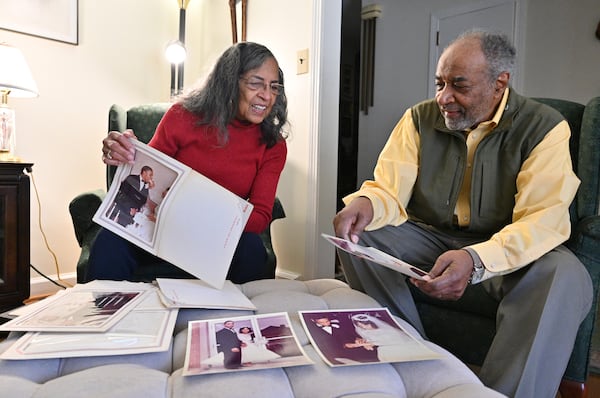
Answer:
[
  {"left": 30, "top": 263, "right": 68, "bottom": 289},
  {"left": 25, "top": 168, "right": 72, "bottom": 289}
]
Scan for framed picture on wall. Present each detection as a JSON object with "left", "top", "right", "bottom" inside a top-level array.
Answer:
[{"left": 0, "top": 0, "right": 78, "bottom": 45}]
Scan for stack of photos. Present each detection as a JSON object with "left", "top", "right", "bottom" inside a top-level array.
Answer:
[
  {"left": 0, "top": 287, "right": 149, "bottom": 333},
  {"left": 0, "top": 282, "right": 178, "bottom": 360}
]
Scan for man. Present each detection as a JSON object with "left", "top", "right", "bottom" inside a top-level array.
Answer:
[
  {"left": 333, "top": 29, "right": 592, "bottom": 398},
  {"left": 107, "top": 165, "right": 154, "bottom": 227},
  {"left": 305, "top": 314, "right": 378, "bottom": 365},
  {"left": 215, "top": 320, "right": 244, "bottom": 369}
]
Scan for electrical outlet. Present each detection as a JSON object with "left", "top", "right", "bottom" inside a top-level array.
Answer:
[{"left": 297, "top": 49, "right": 309, "bottom": 75}]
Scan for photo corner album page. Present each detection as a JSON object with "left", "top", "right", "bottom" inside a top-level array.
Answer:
[{"left": 93, "top": 140, "right": 253, "bottom": 289}]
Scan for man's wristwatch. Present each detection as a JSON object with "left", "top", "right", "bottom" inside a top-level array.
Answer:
[{"left": 463, "top": 247, "right": 485, "bottom": 284}]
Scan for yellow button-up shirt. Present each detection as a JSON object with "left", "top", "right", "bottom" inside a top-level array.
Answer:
[{"left": 344, "top": 89, "right": 580, "bottom": 281}]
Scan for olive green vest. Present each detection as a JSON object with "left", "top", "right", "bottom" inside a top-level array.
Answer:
[{"left": 408, "top": 90, "right": 564, "bottom": 235}]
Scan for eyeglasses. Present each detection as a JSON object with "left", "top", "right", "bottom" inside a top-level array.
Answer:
[{"left": 240, "top": 77, "right": 284, "bottom": 96}]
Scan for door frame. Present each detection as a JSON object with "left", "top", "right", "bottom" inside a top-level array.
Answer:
[{"left": 427, "top": 0, "right": 525, "bottom": 97}]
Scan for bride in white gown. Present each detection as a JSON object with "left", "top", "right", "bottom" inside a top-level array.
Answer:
[
  {"left": 350, "top": 313, "right": 427, "bottom": 362},
  {"left": 237, "top": 326, "right": 281, "bottom": 365}
]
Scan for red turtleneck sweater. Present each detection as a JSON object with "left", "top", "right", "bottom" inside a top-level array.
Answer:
[{"left": 149, "top": 104, "right": 287, "bottom": 233}]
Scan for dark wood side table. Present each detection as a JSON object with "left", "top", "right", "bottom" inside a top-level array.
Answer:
[{"left": 0, "top": 161, "right": 32, "bottom": 313}]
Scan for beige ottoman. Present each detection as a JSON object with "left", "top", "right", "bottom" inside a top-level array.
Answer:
[{"left": 0, "top": 279, "right": 505, "bottom": 397}]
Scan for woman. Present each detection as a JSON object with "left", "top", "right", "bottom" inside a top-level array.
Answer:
[
  {"left": 87, "top": 42, "right": 288, "bottom": 284},
  {"left": 350, "top": 313, "right": 426, "bottom": 362},
  {"left": 237, "top": 326, "right": 280, "bottom": 365}
]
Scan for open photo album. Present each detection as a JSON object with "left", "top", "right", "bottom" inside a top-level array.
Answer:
[{"left": 92, "top": 140, "right": 253, "bottom": 289}]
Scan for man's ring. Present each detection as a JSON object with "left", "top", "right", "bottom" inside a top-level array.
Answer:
[{"left": 106, "top": 150, "right": 112, "bottom": 160}]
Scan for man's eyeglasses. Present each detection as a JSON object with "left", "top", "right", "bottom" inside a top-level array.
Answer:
[{"left": 240, "top": 77, "right": 284, "bottom": 96}]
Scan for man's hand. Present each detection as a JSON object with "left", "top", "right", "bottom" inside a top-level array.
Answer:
[
  {"left": 333, "top": 197, "right": 374, "bottom": 243},
  {"left": 410, "top": 249, "right": 473, "bottom": 301},
  {"left": 102, "top": 129, "right": 137, "bottom": 165}
]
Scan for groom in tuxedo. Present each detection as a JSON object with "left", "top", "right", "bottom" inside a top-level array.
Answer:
[
  {"left": 216, "top": 320, "right": 245, "bottom": 369},
  {"left": 306, "top": 314, "right": 378, "bottom": 364},
  {"left": 107, "top": 165, "right": 154, "bottom": 227}
]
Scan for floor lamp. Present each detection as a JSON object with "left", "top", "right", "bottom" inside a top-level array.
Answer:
[{"left": 165, "top": 0, "right": 190, "bottom": 98}]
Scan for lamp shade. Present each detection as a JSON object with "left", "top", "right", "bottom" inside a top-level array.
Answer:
[{"left": 0, "top": 43, "right": 38, "bottom": 98}]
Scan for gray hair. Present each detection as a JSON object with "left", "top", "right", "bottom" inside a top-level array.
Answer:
[
  {"left": 454, "top": 29, "right": 516, "bottom": 82},
  {"left": 180, "top": 42, "right": 288, "bottom": 148}
]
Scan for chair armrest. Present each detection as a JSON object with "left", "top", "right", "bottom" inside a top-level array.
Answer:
[
  {"left": 272, "top": 196, "right": 286, "bottom": 221},
  {"left": 564, "top": 214, "right": 600, "bottom": 382},
  {"left": 68, "top": 189, "right": 106, "bottom": 247},
  {"left": 568, "top": 215, "right": 600, "bottom": 270},
  {"left": 259, "top": 197, "right": 286, "bottom": 275}
]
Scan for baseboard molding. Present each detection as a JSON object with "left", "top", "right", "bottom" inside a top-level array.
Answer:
[
  {"left": 29, "top": 272, "right": 77, "bottom": 297},
  {"left": 29, "top": 270, "right": 300, "bottom": 296},
  {"left": 275, "top": 268, "right": 301, "bottom": 280}
]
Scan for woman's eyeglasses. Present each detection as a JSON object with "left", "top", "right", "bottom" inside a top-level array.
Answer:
[{"left": 240, "top": 77, "right": 284, "bottom": 96}]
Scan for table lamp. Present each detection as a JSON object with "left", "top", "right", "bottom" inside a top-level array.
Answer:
[{"left": 0, "top": 43, "right": 39, "bottom": 161}]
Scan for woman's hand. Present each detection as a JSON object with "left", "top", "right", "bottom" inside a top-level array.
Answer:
[{"left": 102, "top": 129, "right": 137, "bottom": 165}]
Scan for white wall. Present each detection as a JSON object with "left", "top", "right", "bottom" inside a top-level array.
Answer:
[
  {"left": 357, "top": 0, "right": 600, "bottom": 183},
  {"left": 4, "top": 0, "right": 177, "bottom": 291},
  {"left": 245, "top": 1, "right": 313, "bottom": 280},
  {"left": 521, "top": 0, "right": 600, "bottom": 103},
  {"left": 3, "top": 0, "right": 337, "bottom": 294}
]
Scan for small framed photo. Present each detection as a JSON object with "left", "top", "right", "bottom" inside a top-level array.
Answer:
[{"left": 0, "top": 0, "right": 78, "bottom": 45}]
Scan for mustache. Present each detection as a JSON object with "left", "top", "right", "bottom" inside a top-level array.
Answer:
[{"left": 440, "top": 105, "right": 463, "bottom": 113}]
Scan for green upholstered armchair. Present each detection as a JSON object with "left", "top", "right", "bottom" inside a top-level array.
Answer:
[
  {"left": 69, "top": 103, "right": 286, "bottom": 283},
  {"left": 408, "top": 96, "right": 600, "bottom": 398}
]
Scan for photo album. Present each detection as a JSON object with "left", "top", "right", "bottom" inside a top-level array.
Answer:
[{"left": 92, "top": 140, "right": 253, "bottom": 289}]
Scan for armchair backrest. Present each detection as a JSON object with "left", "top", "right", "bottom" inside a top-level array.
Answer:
[
  {"left": 579, "top": 97, "right": 600, "bottom": 218},
  {"left": 533, "top": 97, "right": 600, "bottom": 224},
  {"left": 106, "top": 103, "right": 172, "bottom": 188}
]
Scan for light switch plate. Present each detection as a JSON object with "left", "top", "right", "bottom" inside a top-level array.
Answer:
[{"left": 297, "top": 49, "right": 309, "bottom": 74}]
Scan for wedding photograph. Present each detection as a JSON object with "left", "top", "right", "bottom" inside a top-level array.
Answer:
[
  {"left": 183, "top": 312, "right": 312, "bottom": 376},
  {"left": 300, "top": 308, "right": 441, "bottom": 367}
]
